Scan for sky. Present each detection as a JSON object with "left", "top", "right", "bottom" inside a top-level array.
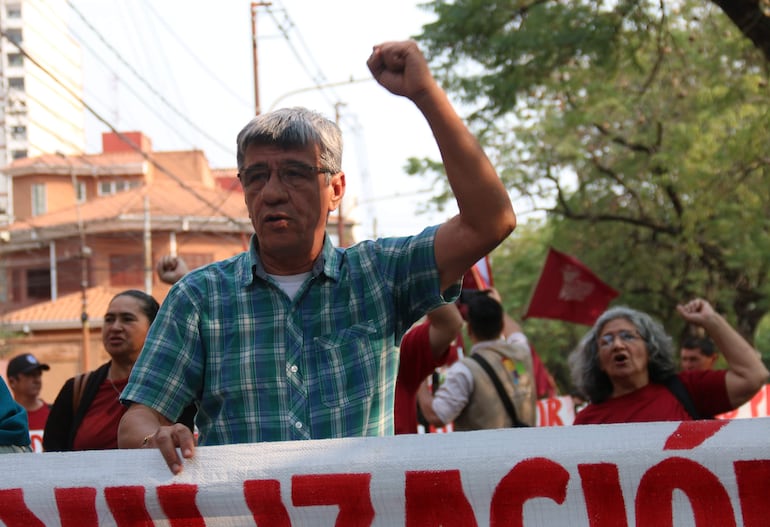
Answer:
[{"left": 67, "top": 0, "right": 459, "bottom": 239}]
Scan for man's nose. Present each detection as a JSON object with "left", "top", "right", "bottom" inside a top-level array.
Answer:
[{"left": 261, "top": 171, "right": 290, "bottom": 198}]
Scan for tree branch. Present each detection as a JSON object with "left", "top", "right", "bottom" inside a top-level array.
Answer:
[{"left": 712, "top": 0, "right": 770, "bottom": 62}]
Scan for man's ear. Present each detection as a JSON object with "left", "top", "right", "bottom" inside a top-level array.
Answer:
[{"left": 327, "top": 171, "right": 346, "bottom": 211}]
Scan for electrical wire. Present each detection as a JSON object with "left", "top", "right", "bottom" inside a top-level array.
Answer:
[
  {"left": 0, "top": 29, "right": 248, "bottom": 232},
  {"left": 65, "top": 0, "right": 235, "bottom": 158},
  {"left": 138, "top": 0, "right": 253, "bottom": 109}
]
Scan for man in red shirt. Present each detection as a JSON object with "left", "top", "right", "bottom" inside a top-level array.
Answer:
[
  {"left": 680, "top": 336, "right": 718, "bottom": 372},
  {"left": 6, "top": 353, "right": 51, "bottom": 431},
  {"left": 395, "top": 303, "right": 463, "bottom": 434}
]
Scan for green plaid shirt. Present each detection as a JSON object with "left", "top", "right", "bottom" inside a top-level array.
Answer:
[{"left": 123, "top": 226, "right": 457, "bottom": 445}]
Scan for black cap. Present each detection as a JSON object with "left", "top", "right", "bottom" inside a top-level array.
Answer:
[{"left": 6, "top": 353, "right": 50, "bottom": 378}]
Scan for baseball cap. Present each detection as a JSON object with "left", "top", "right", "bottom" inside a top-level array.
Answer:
[{"left": 6, "top": 353, "right": 50, "bottom": 378}]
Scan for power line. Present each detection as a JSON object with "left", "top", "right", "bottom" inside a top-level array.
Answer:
[
  {"left": 0, "top": 30, "right": 248, "bottom": 232},
  {"left": 65, "top": 0, "right": 235, "bottom": 158},
  {"left": 138, "top": 0, "right": 253, "bottom": 109},
  {"left": 261, "top": 2, "right": 359, "bottom": 130}
]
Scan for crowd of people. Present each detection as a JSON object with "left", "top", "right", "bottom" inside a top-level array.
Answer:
[{"left": 1, "top": 40, "right": 768, "bottom": 463}]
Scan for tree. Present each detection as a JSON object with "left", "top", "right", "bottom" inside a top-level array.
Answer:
[
  {"left": 490, "top": 220, "right": 588, "bottom": 392},
  {"left": 712, "top": 0, "right": 770, "bottom": 61},
  {"left": 416, "top": 0, "right": 770, "bottom": 344}
]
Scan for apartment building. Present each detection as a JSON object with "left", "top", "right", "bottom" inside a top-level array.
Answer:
[{"left": 0, "top": 0, "right": 85, "bottom": 224}]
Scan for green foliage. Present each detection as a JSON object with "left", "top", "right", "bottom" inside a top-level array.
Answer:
[
  {"left": 488, "top": 222, "right": 588, "bottom": 393},
  {"left": 755, "top": 313, "right": 770, "bottom": 368},
  {"left": 417, "top": 0, "right": 770, "bottom": 350}
]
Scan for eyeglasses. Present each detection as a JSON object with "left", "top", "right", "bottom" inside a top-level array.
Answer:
[
  {"left": 238, "top": 162, "right": 332, "bottom": 191},
  {"left": 598, "top": 330, "right": 641, "bottom": 350}
]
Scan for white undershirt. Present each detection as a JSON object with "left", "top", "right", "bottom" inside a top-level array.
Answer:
[{"left": 268, "top": 272, "right": 311, "bottom": 299}]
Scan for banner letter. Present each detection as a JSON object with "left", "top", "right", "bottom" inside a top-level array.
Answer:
[
  {"left": 490, "top": 457, "right": 569, "bottom": 527},
  {"left": 292, "top": 473, "right": 374, "bottom": 527},
  {"left": 244, "top": 479, "right": 291, "bottom": 527},
  {"left": 578, "top": 463, "right": 628, "bottom": 527},
  {"left": 735, "top": 459, "right": 770, "bottom": 527},
  {"left": 636, "top": 457, "right": 735, "bottom": 526},
  {"left": 405, "top": 470, "right": 477, "bottom": 527},
  {"left": 55, "top": 487, "right": 98, "bottom": 527}
]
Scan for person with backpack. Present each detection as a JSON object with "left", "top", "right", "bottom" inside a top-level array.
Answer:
[
  {"left": 417, "top": 290, "right": 536, "bottom": 430},
  {"left": 568, "top": 298, "right": 768, "bottom": 424}
]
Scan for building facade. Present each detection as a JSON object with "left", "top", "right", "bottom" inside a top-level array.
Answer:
[
  {"left": 0, "top": 131, "right": 252, "bottom": 400},
  {"left": 0, "top": 0, "right": 85, "bottom": 224}
]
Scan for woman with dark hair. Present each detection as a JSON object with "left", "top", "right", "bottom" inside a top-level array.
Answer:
[
  {"left": 569, "top": 298, "right": 768, "bottom": 424},
  {"left": 44, "top": 290, "right": 194, "bottom": 451}
]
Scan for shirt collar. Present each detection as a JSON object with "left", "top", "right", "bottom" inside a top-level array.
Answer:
[{"left": 242, "top": 234, "right": 342, "bottom": 285}]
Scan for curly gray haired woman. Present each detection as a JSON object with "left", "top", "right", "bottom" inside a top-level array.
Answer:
[
  {"left": 568, "top": 298, "right": 768, "bottom": 425},
  {"left": 569, "top": 306, "right": 677, "bottom": 404}
]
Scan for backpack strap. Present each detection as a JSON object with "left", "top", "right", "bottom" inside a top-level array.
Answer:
[
  {"left": 71, "top": 372, "right": 91, "bottom": 417},
  {"left": 663, "top": 375, "right": 709, "bottom": 420},
  {"left": 470, "top": 353, "right": 529, "bottom": 428}
]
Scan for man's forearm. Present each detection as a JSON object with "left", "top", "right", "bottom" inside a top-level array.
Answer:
[
  {"left": 118, "top": 403, "right": 165, "bottom": 449},
  {"left": 422, "top": 84, "right": 515, "bottom": 290},
  {"left": 414, "top": 84, "right": 515, "bottom": 244},
  {"left": 427, "top": 303, "right": 464, "bottom": 360},
  {"left": 705, "top": 314, "right": 769, "bottom": 405},
  {"left": 416, "top": 381, "right": 445, "bottom": 427}
]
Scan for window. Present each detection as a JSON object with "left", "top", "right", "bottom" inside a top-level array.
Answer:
[
  {"left": 110, "top": 254, "right": 143, "bottom": 286},
  {"left": 11, "top": 125, "right": 26, "bottom": 140},
  {"left": 7, "top": 53, "right": 23, "bottom": 67},
  {"left": 55, "top": 259, "right": 82, "bottom": 296},
  {"left": 75, "top": 181, "right": 86, "bottom": 203},
  {"left": 8, "top": 77, "right": 25, "bottom": 90},
  {"left": 98, "top": 181, "right": 112, "bottom": 196},
  {"left": 6, "top": 5, "right": 21, "bottom": 18},
  {"left": 5, "top": 28, "right": 22, "bottom": 44},
  {"left": 12, "top": 149, "right": 27, "bottom": 159},
  {"left": 98, "top": 179, "right": 141, "bottom": 196},
  {"left": 27, "top": 269, "right": 51, "bottom": 300},
  {"left": 31, "top": 183, "right": 46, "bottom": 216}
]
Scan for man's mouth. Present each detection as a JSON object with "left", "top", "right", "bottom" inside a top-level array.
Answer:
[{"left": 264, "top": 214, "right": 289, "bottom": 225}]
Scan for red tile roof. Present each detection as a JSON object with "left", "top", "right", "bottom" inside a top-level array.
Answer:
[
  {"left": 6, "top": 180, "right": 250, "bottom": 233},
  {"left": 0, "top": 286, "right": 130, "bottom": 330},
  {"left": 6, "top": 152, "right": 146, "bottom": 175}
]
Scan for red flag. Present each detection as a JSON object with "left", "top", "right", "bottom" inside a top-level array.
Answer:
[
  {"left": 529, "top": 344, "right": 558, "bottom": 398},
  {"left": 523, "top": 248, "right": 619, "bottom": 326},
  {"left": 462, "top": 256, "right": 493, "bottom": 290}
]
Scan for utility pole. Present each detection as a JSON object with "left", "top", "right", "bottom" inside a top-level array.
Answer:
[
  {"left": 143, "top": 192, "right": 152, "bottom": 294},
  {"left": 59, "top": 152, "right": 90, "bottom": 373},
  {"left": 250, "top": 2, "right": 272, "bottom": 115},
  {"left": 74, "top": 171, "right": 90, "bottom": 374}
]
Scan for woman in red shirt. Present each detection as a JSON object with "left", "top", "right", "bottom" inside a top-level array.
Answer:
[
  {"left": 569, "top": 298, "right": 767, "bottom": 424},
  {"left": 43, "top": 290, "right": 194, "bottom": 451}
]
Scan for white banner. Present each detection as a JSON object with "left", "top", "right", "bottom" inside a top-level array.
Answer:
[{"left": 3, "top": 417, "right": 770, "bottom": 526}]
